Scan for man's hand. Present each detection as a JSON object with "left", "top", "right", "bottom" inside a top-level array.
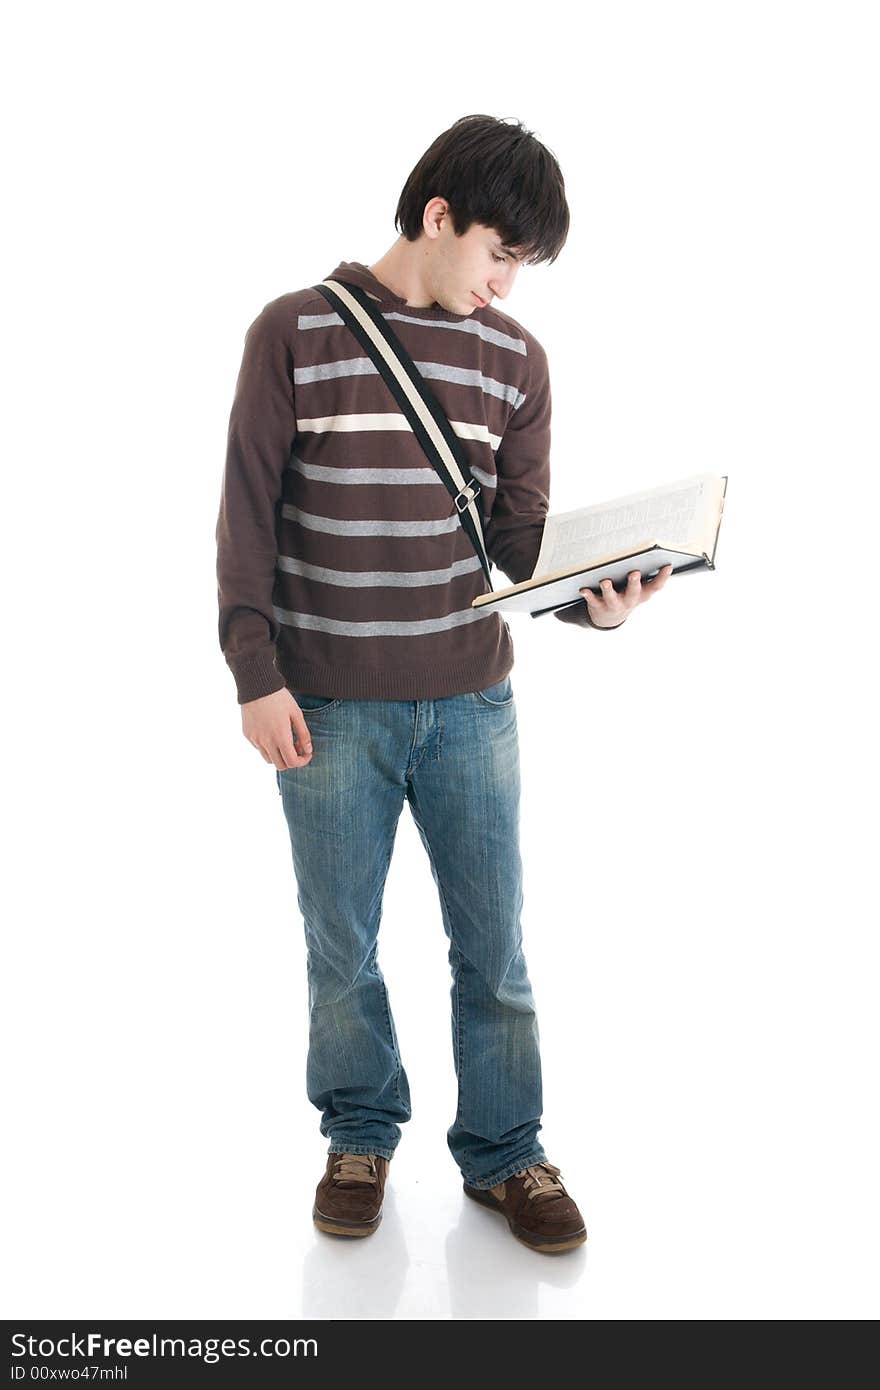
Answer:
[
  {"left": 580, "top": 564, "right": 674, "bottom": 627},
  {"left": 241, "top": 687, "right": 314, "bottom": 770}
]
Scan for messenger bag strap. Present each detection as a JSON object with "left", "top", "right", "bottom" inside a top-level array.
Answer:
[{"left": 312, "top": 278, "right": 494, "bottom": 590}]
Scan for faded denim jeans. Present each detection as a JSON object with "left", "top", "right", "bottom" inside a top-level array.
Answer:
[{"left": 274, "top": 673, "right": 548, "bottom": 1190}]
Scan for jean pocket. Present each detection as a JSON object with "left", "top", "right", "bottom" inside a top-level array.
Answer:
[
  {"left": 290, "top": 691, "right": 341, "bottom": 713},
  {"left": 474, "top": 674, "right": 514, "bottom": 706}
]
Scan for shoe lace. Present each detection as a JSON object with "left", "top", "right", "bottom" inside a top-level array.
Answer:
[
  {"left": 331, "top": 1153, "right": 380, "bottom": 1187},
  {"left": 514, "top": 1162, "right": 566, "bottom": 1202}
]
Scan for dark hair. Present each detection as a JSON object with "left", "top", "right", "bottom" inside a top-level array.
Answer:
[{"left": 394, "top": 114, "right": 570, "bottom": 267}]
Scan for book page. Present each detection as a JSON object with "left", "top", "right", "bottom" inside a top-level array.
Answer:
[{"left": 533, "top": 472, "right": 719, "bottom": 577}]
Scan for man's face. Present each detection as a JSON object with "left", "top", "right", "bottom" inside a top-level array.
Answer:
[{"left": 432, "top": 217, "right": 524, "bottom": 314}]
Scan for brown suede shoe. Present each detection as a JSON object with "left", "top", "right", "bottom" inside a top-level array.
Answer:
[
  {"left": 313, "top": 1151, "right": 390, "bottom": 1238},
  {"left": 463, "top": 1161, "right": 587, "bottom": 1253}
]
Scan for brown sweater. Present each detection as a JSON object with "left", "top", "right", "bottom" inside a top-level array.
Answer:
[{"left": 215, "top": 260, "right": 623, "bottom": 704}]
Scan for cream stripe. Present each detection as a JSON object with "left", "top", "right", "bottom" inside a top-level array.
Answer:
[{"left": 295, "top": 413, "right": 502, "bottom": 451}]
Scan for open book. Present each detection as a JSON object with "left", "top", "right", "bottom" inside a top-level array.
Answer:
[{"left": 472, "top": 472, "right": 727, "bottom": 618}]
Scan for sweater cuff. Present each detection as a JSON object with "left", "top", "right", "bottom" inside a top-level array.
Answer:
[
  {"left": 553, "top": 600, "right": 627, "bottom": 630},
  {"left": 228, "top": 649, "right": 288, "bottom": 705}
]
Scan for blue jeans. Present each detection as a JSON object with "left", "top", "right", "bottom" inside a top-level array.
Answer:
[{"left": 274, "top": 673, "right": 547, "bottom": 1190}]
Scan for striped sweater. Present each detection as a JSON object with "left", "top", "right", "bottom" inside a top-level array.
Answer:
[{"left": 215, "top": 260, "right": 613, "bottom": 705}]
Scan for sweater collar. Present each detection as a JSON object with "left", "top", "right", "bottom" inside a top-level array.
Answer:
[{"left": 322, "top": 260, "right": 474, "bottom": 321}]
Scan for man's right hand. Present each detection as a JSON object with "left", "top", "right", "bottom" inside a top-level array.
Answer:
[{"left": 241, "top": 687, "right": 313, "bottom": 770}]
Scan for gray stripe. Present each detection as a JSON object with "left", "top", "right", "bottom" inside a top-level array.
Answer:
[
  {"left": 298, "top": 310, "right": 348, "bottom": 330},
  {"left": 276, "top": 553, "right": 484, "bottom": 587},
  {"left": 294, "top": 356, "right": 378, "bottom": 383},
  {"left": 272, "top": 604, "right": 496, "bottom": 637},
  {"left": 287, "top": 455, "right": 443, "bottom": 486},
  {"left": 418, "top": 359, "right": 523, "bottom": 406},
  {"left": 294, "top": 355, "right": 524, "bottom": 407},
  {"left": 280, "top": 505, "right": 472, "bottom": 536},
  {"left": 385, "top": 311, "right": 527, "bottom": 355},
  {"left": 297, "top": 307, "right": 526, "bottom": 355},
  {"left": 286, "top": 457, "right": 498, "bottom": 491},
  {"left": 469, "top": 464, "right": 495, "bottom": 489}
]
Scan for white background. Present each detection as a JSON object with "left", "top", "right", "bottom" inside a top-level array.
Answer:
[{"left": 3, "top": 0, "right": 877, "bottom": 1321}]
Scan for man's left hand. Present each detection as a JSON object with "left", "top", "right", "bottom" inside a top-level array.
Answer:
[{"left": 580, "top": 564, "right": 674, "bottom": 627}]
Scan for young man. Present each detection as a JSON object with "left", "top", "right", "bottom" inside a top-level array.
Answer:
[{"left": 215, "top": 114, "right": 672, "bottom": 1255}]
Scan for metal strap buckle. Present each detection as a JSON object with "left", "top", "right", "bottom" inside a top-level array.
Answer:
[{"left": 454, "top": 480, "right": 480, "bottom": 512}]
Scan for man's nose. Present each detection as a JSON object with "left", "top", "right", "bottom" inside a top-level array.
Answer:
[{"left": 488, "top": 264, "right": 519, "bottom": 300}]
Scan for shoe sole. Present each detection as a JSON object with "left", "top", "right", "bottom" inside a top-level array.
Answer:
[
  {"left": 463, "top": 1183, "right": 587, "bottom": 1253},
  {"left": 312, "top": 1204, "right": 382, "bottom": 1238}
]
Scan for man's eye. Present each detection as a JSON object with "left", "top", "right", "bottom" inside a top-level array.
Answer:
[{"left": 492, "top": 253, "right": 506, "bottom": 264}]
